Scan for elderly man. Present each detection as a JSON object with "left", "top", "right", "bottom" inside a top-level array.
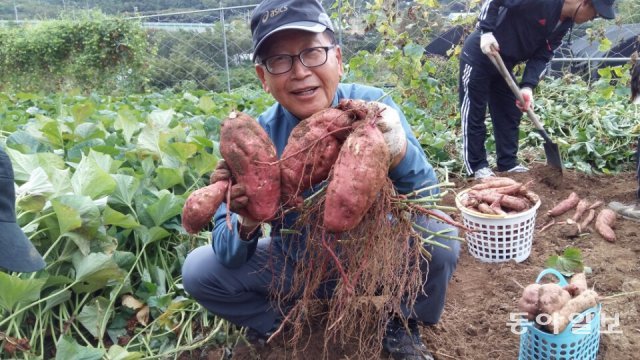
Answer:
[{"left": 182, "top": 1, "right": 460, "bottom": 359}]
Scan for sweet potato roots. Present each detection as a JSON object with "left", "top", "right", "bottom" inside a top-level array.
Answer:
[{"left": 220, "top": 111, "right": 281, "bottom": 221}]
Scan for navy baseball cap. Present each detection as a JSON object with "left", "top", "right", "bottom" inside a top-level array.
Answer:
[
  {"left": 250, "top": 0, "right": 334, "bottom": 61},
  {"left": 592, "top": 0, "right": 616, "bottom": 20},
  {"left": 0, "top": 148, "right": 45, "bottom": 273}
]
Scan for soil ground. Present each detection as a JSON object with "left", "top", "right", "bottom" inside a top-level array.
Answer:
[{"left": 186, "top": 163, "right": 639, "bottom": 360}]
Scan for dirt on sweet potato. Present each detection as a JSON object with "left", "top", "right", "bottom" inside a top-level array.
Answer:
[
  {"left": 323, "top": 121, "right": 390, "bottom": 232},
  {"left": 219, "top": 111, "right": 280, "bottom": 221},
  {"left": 280, "top": 108, "right": 356, "bottom": 207},
  {"left": 181, "top": 180, "right": 229, "bottom": 234}
]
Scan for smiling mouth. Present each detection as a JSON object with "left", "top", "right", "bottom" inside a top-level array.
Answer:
[{"left": 292, "top": 87, "right": 318, "bottom": 95}]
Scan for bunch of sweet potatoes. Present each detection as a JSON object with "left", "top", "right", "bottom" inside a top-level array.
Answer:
[
  {"left": 459, "top": 177, "right": 539, "bottom": 215},
  {"left": 544, "top": 192, "right": 616, "bottom": 242},
  {"left": 183, "top": 101, "right": 396, "bottom": 234},
  {"left": 517, "top": 273, "right": 599, "bottom": 334},
  {"left": 280, "top": 106, "right": 356, "bottom": 207}
]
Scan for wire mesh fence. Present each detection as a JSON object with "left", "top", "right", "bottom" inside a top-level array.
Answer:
[{"left": 0, "top": 0, "right": 638, "bottom": 92}]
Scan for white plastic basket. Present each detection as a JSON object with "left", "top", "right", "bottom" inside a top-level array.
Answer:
[{"left": 455, "top": 188, "right": 541, "bottom": 263}]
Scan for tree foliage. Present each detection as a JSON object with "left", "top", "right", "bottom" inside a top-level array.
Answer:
[{"left": 0, "top": 13, "right": 148, "bottom": 93}]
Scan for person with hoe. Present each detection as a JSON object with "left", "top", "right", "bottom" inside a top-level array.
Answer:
[
  {"left": 609, "top": 56, "right": 640, "bottom": 220},
  {"left": 459, "top": 0, "right": 616, "bottom": 179},
  {"left": 0, "top": 147, "right": 46, "bottom": 273},
  {"left": 181, "top": 0, "right": 460, "bottom": 359}
]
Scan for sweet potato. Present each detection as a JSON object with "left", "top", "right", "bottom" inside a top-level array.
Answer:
[
  {"left": 547, "top": 192, "right": 580, "bottom": 217},
  {"left": 546, "top": 289, "right": 599, "bottom": 334},
  {"left": 538, "top": 283, "right": 572, "bottom": 316},
  {"left": 220, "top": 111, "right": 280, "bottom": 221},
  {"left": 579, "top": 209, "right": 595, "bottom": 229},
  {"left": 595, "top": 208, "right": 617, "bottom": 242},
  {"left": 518, "top": 283, "right": 541, "bottom": 321},
  {"left": 182, "top": 180, "right": 229, "bottom": 234},
  {"left": 471, "top": 177, "right": 517, "bottom": 190},
  {"left": 569, "top": 273, "right": 588, "bottom": 296},
  {"left": 280, "top": 108, "right": 355, "bottom": 207},
  {"left": 324, "top": 122, "right": 390, "bottom": 232},
  {"left": 471, "top": 190, "right": 530, "bottom": 212},
  {"left": 571, "top": 199, "right": 590, "bottom": 222}
]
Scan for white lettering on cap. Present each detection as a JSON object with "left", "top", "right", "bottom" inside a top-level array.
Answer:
[{"left": 261, "top": 6, "right": 288, "bottom": 23}]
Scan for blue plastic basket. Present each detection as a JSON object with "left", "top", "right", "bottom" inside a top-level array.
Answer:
[{"left": 518, "top": 269, "right": 601, "bottom": 360}]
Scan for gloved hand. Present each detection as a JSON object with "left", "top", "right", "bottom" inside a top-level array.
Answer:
[
  {"left": 209, "top": 160, "right": 253, "bottom": 220},
  {"left": 516, "top": 87, "right": 534, "bottom": 112},
  {"left": 480, "top": 32, "right": 499, "bottom": 56},
  {"left": 374, "top": 102, "right": 408, "bottom": 168}
]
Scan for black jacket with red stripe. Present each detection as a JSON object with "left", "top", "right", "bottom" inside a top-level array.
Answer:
[{"left": 462, "top": 0, "right": 572, "bottom": 89}]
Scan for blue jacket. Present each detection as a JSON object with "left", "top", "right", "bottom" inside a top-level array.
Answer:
[
  {"left": 211, "top": 83, "right": 438, "bottom": 268},
  {"left": 463, "top": 0, "right": 571, "bottom": 89}
]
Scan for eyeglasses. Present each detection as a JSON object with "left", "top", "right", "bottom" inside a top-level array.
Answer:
[{"left": 261, "top": 45, "right": 336, "bottom": 75}]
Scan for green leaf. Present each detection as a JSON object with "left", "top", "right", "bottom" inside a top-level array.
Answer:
[
  {"left": 198, "top": 95, "right": 216, "bottom": 114},
  {"left": 153, "top": 166, "right": 185, "bottom": 189},
  {"left": 598, "top": 38, "right": 612, "bottom": 52},
  {"left": 545, "top": 247, "right": 584, "bottom": 276},
  {"left": 106, "top": 345, "right": 143, "bottom": 360},
  {"left": 137, "top": 226, "right": 170, "bottom": 245},
  {"left": 110, "top": 174, "right": 141, "bottom": 207},
  {"left": 146, "top": 190, "right": 184, "bottom": 226},
  {"left": 115, "top": 106, "right": 143, "bottom": 144},
  {"left": 51, "top": 194, "right": 101, "bottom": 255},
  {"left": 77, "top": 297, "right": 111, "bottom": 338},
  {"left": 6, "top": 147, "right": 66, "bottom": 182},
  {"left": 71, "top": 151, "right": 117, "bottom": 199},
  {"left": 72, "top": 252, "right": 125, "bottom": 293},
  {"left": 71, "top": 101, "right": 97, "bottom": 124},
  {"left": 44, "top": 290, "right": 72, "bottom": 312},
  {"left": 190, "top": 150, "right": 218, "bottom": 177},
  {"left": 16, "top": 167, "right": 54, "bottom": 212},
  {"left": 403, "top": 43, "right": 424, "bottom": 58},
  {"left": 165, "top": 142, "right": 198, "bottom": 163},
  {"left": 55, "top": 335, "right": 105, "bottom": 360},
  {"left": 103, "top": 206, "right": 140, "bottom": 229},
  {"left": 0, "top": 273, "right": 46, "bottom": 311}
]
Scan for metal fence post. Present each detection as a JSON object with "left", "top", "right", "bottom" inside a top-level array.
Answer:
[{"left": 221, "top": 8, "right": 231, "bottom": 93}]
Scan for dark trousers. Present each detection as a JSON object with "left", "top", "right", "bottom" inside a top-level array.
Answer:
[
  {"left": 459, "top": 53, "right": 523, "bottom": 174},
  {"left": 182, "top": 211, "right": 461, "bottom": 335}
]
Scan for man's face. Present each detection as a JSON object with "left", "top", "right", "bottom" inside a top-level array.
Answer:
[
  {"left": 574, "top": 1, "right": 598, "bottom": 24},
  {"left": 255, "top": 30, "right": 343, "bottom": 120}
]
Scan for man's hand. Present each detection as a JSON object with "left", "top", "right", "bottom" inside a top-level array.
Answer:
[
  {"left": 516, "top": 87, "right": 534, "bottom": 112},
  {"left": 480, "top": 32, "right": 499, "bottom": 56},
  {"left": 375, "top": 102, "right": 408, "bottom": 169},
  {"left": 210, "top": 160, "right": 250, "bottom": 216}
]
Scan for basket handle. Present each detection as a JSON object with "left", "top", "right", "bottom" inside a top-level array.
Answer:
[{"left": 535, "top": 268, "right": 569, "bottom": 286}]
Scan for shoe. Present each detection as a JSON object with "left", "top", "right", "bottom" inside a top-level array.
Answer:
[
  {"left": 608, "top": 201, "right": 640, "bottom": 222},
  {"left": 473, "top": 167, "right": 495, "bottom": 180},
  {"left": 506, "top": 164, "right": 529, "bottom": 173},
  {"left": 383, "top": 318, "right": 434, "bottom": 360}
]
